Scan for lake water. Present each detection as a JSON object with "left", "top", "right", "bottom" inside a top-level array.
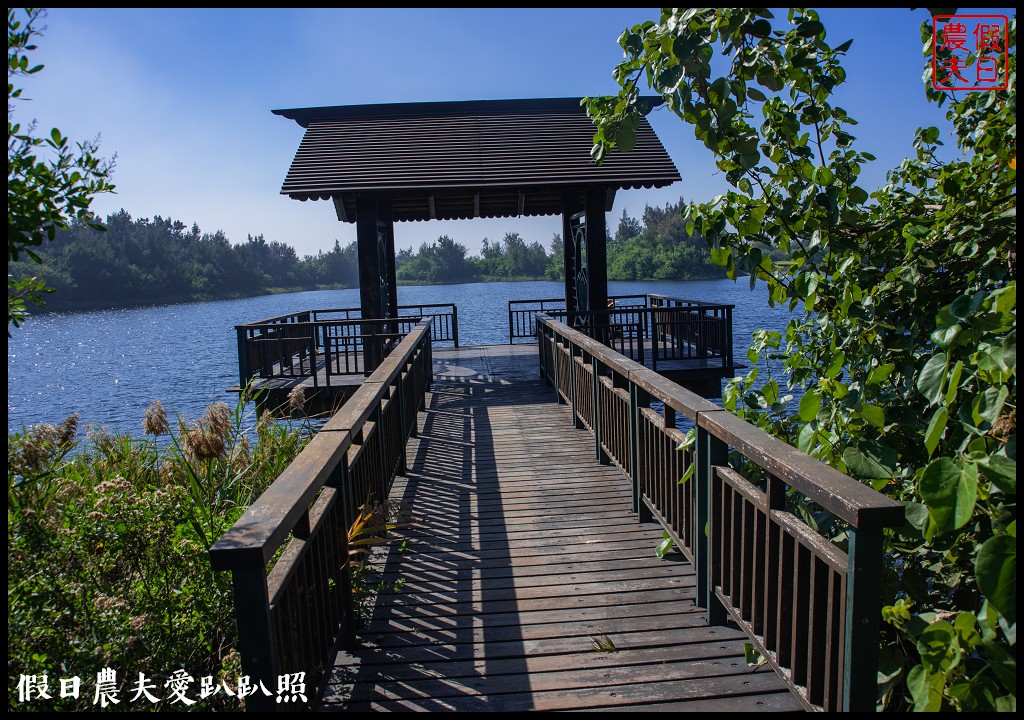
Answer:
[{"left": 7, "top": 279, "right": 794, "bottom": 435}]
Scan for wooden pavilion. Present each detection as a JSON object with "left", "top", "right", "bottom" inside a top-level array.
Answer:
[{"left": 272, "top": 97, "right": 681, "bottom": 324}]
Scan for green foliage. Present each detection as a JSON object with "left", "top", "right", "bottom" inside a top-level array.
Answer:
[
  {"left": 345, "top": 499, "right": 412, "bottom": 622},
  {"left": 588, "top": 8, "right": 1015, "bottom": 711},
  {"left": 607, "top": 200, "right": 730, "bottom": 281},
  {"left": 8, "top": 211, "right": 361, "bottom": 311},
  {"left": 8, "top": 395, "right": 313, "bottom": 711},
  {"left": 8, "top": 8, "right": 115, "bottom": 331}
]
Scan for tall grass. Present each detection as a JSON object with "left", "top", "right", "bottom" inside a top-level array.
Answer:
[{"left": 7, "top": 392, "right": 313, "bottom": 711}]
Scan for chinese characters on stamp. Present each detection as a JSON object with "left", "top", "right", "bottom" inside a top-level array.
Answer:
[{"left": 932, "top": 14, "right": 1009, "bottom": 91}]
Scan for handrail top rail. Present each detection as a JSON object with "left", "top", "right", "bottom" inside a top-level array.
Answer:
[
  {"left": 508, "top": 293, "right": 649, "bottom": 308},
  {"left": 210, "top": 320, "right": 432, "bottom": 570},
  {"left": 235, "top": 316, "right": 423, "bottom": 332},
  {"left": 237, "top": 302, "right": 456, "bottom": 329},
  {"left": 508, "top": 294, "right": 734, "bottom": 310},
  {"left": 647, "top": 292, "right": 735, "bottom": 309},
  {"left": 537, "top": 314, "right": 903, "bottom": 529},
  {"left": 545, "top": 306, "right": 731, "bottom": 317},
  {"left": 313, "top": 302, "right": 457, "bottom": 313}
]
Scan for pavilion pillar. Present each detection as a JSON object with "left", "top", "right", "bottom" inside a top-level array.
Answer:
[
  {"left": 378, "top": 198, "right": 398, "bottom": 324},
  {"left": 585, "top": 188, "right": 609, "bottom": 340},
  {"left": 355, "top": 195, "right": 390, "bottom": 372},
  {"left": 561, "top": 190, "right": 585, "bottom": 324}
]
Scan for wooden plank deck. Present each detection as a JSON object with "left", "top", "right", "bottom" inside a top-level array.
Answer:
[{"left": 319, "top": 343, "right": 803, "bottom": 711}]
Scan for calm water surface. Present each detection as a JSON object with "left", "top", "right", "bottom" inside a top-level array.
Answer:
[{"left": 7, "top": 279, "right": 793, "bottom": 434}]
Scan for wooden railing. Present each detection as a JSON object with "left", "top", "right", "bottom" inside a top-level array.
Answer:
[
  {"left": 509, "top": 294, "right": 734, "bottom": 371},
  {"left": 536, "top": 314, "right": 903, "bottom": 713},
  {"left": 507, "top": 294, "right": 648, "bottom": 343},
  {"left": 311, "top": 303, "right": 458, "bottom": 347},
  {"left": 235, "top": 304, "right": 456, "bottom": 390},
  {"left": 209, "top": 320, "right": 434, "bottom": 712},
  {"left": 546, "top": 304, "right": 735, "bottom": 373}
]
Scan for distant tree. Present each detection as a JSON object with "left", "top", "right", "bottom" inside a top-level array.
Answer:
[
  {"left": 8, "top": 8, "right": 115, "bottom": 332},
  {"left": 613, "top": 208, "right": 643, "bottom": 245},
  {"left": 546, "top": 233, "right": 564, "bottom": 280}
]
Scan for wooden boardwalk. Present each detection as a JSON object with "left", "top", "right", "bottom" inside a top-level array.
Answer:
[{"left": 319, "top": 344, "right": 803, "bottom": 712}]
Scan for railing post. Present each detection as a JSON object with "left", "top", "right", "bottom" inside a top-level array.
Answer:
[
  {"left": 508, "top": 304, "right": 515, "bottom": 344},
  {"left": 229, "top": 566, "right": 278, "bottom": 713},
  {"left": 236, "top": 326, "right": 250, "bottom": 391},
  {"left": 695, "top": 418, "right": 728, "bottom": 625},
  {"left": 568, "top": 344, "right": 581, "bottom": 420},
  {"left": 372, "top": 402, "right": 388, "bottom": 501},
  {"left": 592, "top": 356, "right": 610, "bottom": 466},
  {"left": 537, "top": 324, "right": 546, "bottom": 379},
  {"left": 309, "top": 323, "right": 318, "bottom": 389},
  {"left": 326, "top": 454, "right": 358, "bottom": 651},
  {"left": 726, "top": 306, "right": 734, "bottom": 369},
  {"left": 451, "top": 304, "right": 459, "bottom": 348},
  {"left": 629, "top": 382, "right": 652, "bottom": 522},
  {"left": 650, "top": 313, "right": 658, "bottom": 371},
  {"left": 843, "top": 523, "right": 885, "bottom": 712},
  {"left": 395, "top": 375, "right": 407, "bottom": 477}
]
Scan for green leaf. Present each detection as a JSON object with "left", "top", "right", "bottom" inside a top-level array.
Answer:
[
  {"left": 655, "top": 531, "right": 676, "bottom": 559},
  {"left": 904, "top": 501, "right": 930, "bottom": 533},
  {"left": 746, "top": 87, "right": 767, "bottom": 102},
  {"left": 843, "top": 440, "right": 898, "bottom": 479},
  {"left": 981, "top": 637, "right": 1018, "bottom": 690},
  {"left": 797, "top": 423, "right": 816, "bottom": 452},
  {"left": 931, "top": 323, "right": 961, "bottom": 349},
  {"left": 944, "top": 360, "right": 963, "bottom": 407},
  {"left": 917, "top": 621, "right": 958, "bottom": 673},
  {"left": 907, "top": 665, "right": 944, "bottom": 712},
  {"left": 812, "top": 166, "right": 834, "bottom": 186},
  {"left": 797, "top": 19, "right": 825, "bottom": 37},
  {"left": 756, "top": 69, "right": 784, "bottom": 92},
  {"left": 866, "top": 362, "right": 895, "bottom": 386},
  {"left": 981, "top": 454, "right": 1016, "bottom": 494},
  {"left": 848, "top": 185, "right": 869, "bottom": 204},
  {"left": 825, "top": 352, "right": 845, "bottom": 380},
  {"left": 748, "top": 19, "right": 771, "bottom": 38},
  {"left": 976, "top": 535, "right": 1016, "bottom": 626},
  {"left": 798, "top": 388, "right": 820, "bottom": 422},
  {"left": 858, "top": 404, "right": 885, "bottom": 428},
  {"left": 919, "top": 457, "right": 977, "bottom": 534},
  {"left": 972, "top": 385, "right": 1008, "bottom": 427},
  {"left": 924, "top": 407, "right": 947, "bottom": 457},
  {"left": 917, "top": 352, "right": 948, "bottom": 405}
]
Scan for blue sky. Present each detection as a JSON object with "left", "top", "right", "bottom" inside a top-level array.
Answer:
[{"left": 11, "top": 8, "right": 1014, "bottom": 258}]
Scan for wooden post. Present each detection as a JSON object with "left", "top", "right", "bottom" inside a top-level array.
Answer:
[
  {"left": 843, "top": 523, "right": 885, "bottom": 712},
  {"left": 229, "top": 567, "right": 278, "bottom": 713},
  {"left": 236, "top": 326, "right": 250, "bottom": 391},
  {"left": 592, "top": 356, "right": 610, "bottom": 465},
  {"left": 696, "top": 418, "right": 728, "bottom": 625},
  {"left": 629, "top": 382, "right": 652, "bottom": 521}
]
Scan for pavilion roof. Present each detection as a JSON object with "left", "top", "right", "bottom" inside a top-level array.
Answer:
[{"left": 273, "top": 97, "right": 680, "bottom": 222}]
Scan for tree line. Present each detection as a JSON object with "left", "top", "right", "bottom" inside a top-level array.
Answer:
[{"left": 10, "top": 199, "right": 727, "bottom": 311}]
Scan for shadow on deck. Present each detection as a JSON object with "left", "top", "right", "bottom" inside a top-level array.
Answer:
[{"left": 319, "top": 345, "right": 802, "bottom": 711}]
